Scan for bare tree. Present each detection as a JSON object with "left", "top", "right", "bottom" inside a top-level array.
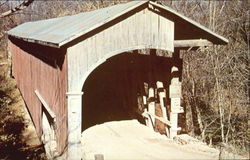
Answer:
[{"left": 0, "top": 0, "right": 34, "bottom": 18}]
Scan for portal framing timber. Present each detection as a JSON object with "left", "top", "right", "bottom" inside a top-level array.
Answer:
[
  {"left": 174, "top": 39, "right": 213, "bottom": 48},
  {"left": 66, "top": 91, "right": 83, "bottom": 160}
]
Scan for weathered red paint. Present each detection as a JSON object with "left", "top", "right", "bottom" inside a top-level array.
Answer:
[{"left": 9, "top": 37, "right": 68, "bottom": 154}]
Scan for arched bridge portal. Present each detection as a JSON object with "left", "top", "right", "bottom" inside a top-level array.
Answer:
[
  {"left": 66, "top": 7, "right": 175, "bottom": 157},
  {"left": 81, "top": 50, "right": 181, "bottom": 131}
]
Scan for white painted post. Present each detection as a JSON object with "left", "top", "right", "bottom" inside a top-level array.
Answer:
[
  {"left": 169, "top": 67, "right": 183, "bottom": 139},
  {"left": 143, "top": 96, "right": 147, "bottom": 106},
  {"left": 148, "top": 88, "right": 155, "bottom": 129},
  {"left": 142, "top": 96, "right": 150, "bottom": 127},
  {"left": 169, "top": 98, "right": 181, "bottom": 138},
  {"left": 156, "top": 81, "right": 170, "bottom": 137},
  {"left": 143, "top": 108, "right": 151, "bottom": 127},
  {"left": 66, "top": 91, "right": 83, "bottom": 160}
]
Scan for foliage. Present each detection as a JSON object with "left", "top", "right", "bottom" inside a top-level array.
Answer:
[
  {"left": 0, "top": 101, "right": 47, "bottom": 160},
  {"left": 160, "top": 0, "right": 249, "bottom": 154}
]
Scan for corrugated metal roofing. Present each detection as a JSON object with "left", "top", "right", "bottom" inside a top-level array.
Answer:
[
  {"left": 8, "top": 1, "right": 147, "bottom": 47},
  {"left": 7, "top": 0, "right": 228, "bottom": 48}
]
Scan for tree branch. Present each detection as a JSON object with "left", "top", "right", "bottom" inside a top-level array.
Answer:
[{"left": 0, "top": 0, "right": 34, "bottom": 18}]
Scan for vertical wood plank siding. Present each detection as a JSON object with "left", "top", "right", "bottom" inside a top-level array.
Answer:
[
  {"left": 9, "top": 39, "right": 68, "bottom": 154},
  {"left": 67, "top": 8, "right": 174, "bottom": 92}
]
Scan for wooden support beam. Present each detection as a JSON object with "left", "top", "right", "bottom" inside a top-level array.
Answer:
[
  {"left": 156, "top": 81, "right": 167, "bottom": 119},
  {"left": 156, "top": 81, "right": 170, "bottom": 137},
  {"left": 34, "top": 90, "right": 56, "bottom": 122},
  {"left": 174, "top": 39, "right": 213, "bottom": 48},
  {"left": 142, "top": 110, "right": 172, "bottom": 127}
]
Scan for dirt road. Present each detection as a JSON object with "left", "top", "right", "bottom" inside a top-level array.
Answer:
[{"left": 81, "top": 120, "right": 219, "bottom": 160}]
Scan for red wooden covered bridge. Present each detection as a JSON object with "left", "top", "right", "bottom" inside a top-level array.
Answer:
[{"left": 7, "top": 1, "right": 228, "bottom": 159}]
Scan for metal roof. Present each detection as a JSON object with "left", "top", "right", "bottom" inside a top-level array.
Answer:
[
  {"left": 8, "top": 1, "right": 146, "bottom": 47},
  {"left": 7, "top": 0, "right": 228, "bottom": 48}
]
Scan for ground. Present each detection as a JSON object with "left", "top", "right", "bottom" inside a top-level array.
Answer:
[{"left": 81, "top": 120, "right": 247, "bottom": 160}]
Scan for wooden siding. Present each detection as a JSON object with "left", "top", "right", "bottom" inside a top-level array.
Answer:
[
  {"left": 67, "top": 7, "right": 174, "bottom": 91},
  {"left": 9, "top": 38, "right": 68, "bottom": 154}
]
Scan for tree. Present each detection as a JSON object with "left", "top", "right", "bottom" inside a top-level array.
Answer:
[
  {"left": 0, "top": 0, "right": 34, "bottom": 18},
  {"left": 165, "top": 0, "right": 249, "bottom": 153}
]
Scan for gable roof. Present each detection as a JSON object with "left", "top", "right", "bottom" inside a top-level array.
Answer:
[{"left": 7, "top": 0, "right": 228, "bottom": 48}]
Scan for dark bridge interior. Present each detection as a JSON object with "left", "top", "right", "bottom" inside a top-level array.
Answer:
[{"left": 82, "top": 51, "right": 181, "bottom": 131}]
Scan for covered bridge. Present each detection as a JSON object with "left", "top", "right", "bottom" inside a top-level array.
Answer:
[{"left": 7, "top": 1, "right": 228, "bottom": 159}]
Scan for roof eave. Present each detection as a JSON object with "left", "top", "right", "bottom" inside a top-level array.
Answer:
[{"left": 8, "top": 34, "right": 60, "bottom": 48}]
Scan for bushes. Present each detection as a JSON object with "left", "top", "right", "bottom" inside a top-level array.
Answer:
[{"left": 0, "top": 103, "right": 47, "bottom": 160}]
